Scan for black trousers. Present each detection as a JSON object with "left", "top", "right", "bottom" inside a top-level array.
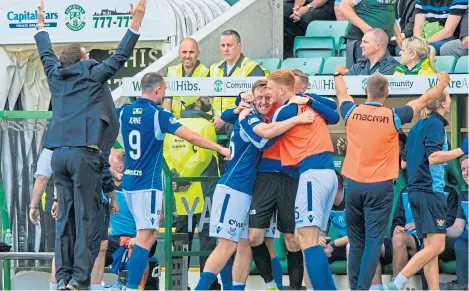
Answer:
[
  {"left": 346, "top": 179, "right": 394, "bottom": 290},
  {"left": 283, "top": 0, "right": 336, "bottom": 58},
  {"left": 51, "top": 148, "right": 102, "bottom": 287}
]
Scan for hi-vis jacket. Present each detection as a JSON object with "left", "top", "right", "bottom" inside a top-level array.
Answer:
[
  {"left": 167, "top": 61, "right": 210, "bottom": 118},
  {"left": 209, "top": 54, "right": 269, "bottom": 117},
  {"left": 163, "top": 110, "right": 219, "bottom": 215}
]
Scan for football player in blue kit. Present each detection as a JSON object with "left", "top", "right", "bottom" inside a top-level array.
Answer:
[
  {"left": 117, "top": 72, "right": 230, "bottom": 291},
  {"left": 195, "top": 80, "right": 315, "bottom": 291}
]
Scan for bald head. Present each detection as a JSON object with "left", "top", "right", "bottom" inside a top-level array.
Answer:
[
  {"left": 180, "top": 37, "right": 198, "bottom": 50},
  {"left": 360, "top": 28, "right": 389, "bottom": 60},
  {"left": 178, "top": 38, "right": 200, "bottom": 70},
  {"left": 109, "top": 149, "right": 125, "bottom": 182},
  {"left": 366, "top": 29, "right": 389, "bottom": 46}
]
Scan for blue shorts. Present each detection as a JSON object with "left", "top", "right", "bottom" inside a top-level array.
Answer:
[{"left": 409, "top": 191, "right": 447, "bottom": 239}]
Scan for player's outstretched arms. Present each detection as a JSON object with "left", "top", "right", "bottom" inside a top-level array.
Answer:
[
  {"left": 407, "top": 72, "right": 450, "bottom": 119},
  {"left": 174, "top": 126, "right": 230, "bottom": 159},
  {"left": 240, "top": 108, "right": 315, "bottom": 140}
]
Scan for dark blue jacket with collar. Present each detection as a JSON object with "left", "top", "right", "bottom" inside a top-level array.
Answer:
[{"left": 34, "top": 29, "right": 139, "bottom": 152}]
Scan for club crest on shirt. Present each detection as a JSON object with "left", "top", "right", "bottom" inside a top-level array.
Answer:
[
  {"left": 436, "top": 219, "right": 445, "bottom": 229},
  {"left": 133, "top": 108, "right": 143, "bottom": 114}
]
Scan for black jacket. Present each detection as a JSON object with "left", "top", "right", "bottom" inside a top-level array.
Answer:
[
  {"left": 34, "top": 29, "right": 139, "bottom": 152},
  {"left": 396, "top": 0, "right": 416, "bottom": 38},
  {"left": 349, "top": 55, "right": 400, "bottom": 76}
]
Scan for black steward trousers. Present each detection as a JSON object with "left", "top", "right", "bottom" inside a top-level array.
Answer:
[{"left": 51, "top": 148, "right": 102, "bottom": 287}]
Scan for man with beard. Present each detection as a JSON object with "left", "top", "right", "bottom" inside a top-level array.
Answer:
[{"left": 163, "top": 96, "right": 223, "bottom": 290}]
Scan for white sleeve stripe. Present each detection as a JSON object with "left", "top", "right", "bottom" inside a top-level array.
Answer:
[
  {"left": 240, "top": 126, "right": 269, "bottom": 149},
  {"left": 154, "top": 109, "right": 164, "bottom": 141},
  {"left": 271, "top": 105, "right": 288, "bottom": 122},
  {"left": 119, "top": 107, "right": 125, "bottom": 128}
]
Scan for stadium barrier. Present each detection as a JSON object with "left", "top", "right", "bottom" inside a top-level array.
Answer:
[
  {"left": 0, "top": 74, "right": 466, "bottom": 290},
  {"left": 122, "top": 74, "right": 468, "bottom": 148}
]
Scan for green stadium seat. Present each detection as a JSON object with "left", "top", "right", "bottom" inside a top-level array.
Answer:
[
  {"left": 322, "top": 57, "right": 346, "bottom": 75},
  {"left": 252, "top": 58, "right": 281, "bottom": 73},
  {"left": 293, "top": 37, "right": 335, "bottom": 58},
  {"left": 305, "top": 20, "right": 350, "bottom": 53},
  {"left": 281, "top": 58, "right": 324, "bottom": 76},
  {"left": 330, "top": 261, "right": 348, "bottom": 274},
  {"left": 439, "top": 260, "right": 456, "bottom": 274},
  {"left": 225, "top": 0, "right": 239, "bottom": 5},
  {"left": 434, "top": 56, "right": 456, "bottom": 73},
  {"left": 455, "top": 56, "right": 469, "bottom": 73}
]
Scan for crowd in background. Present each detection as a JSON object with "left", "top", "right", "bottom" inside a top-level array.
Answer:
[{"left": 283, "top": 0, "right": 468, "bottom": 72}]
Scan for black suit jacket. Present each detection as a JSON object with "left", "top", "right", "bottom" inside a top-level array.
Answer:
[{"left": 35, "top": 29, "right": 139, "bottom": 152}]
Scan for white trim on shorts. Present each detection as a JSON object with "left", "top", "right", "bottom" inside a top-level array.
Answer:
[
  {"left": 295, "top": 169, "right": 338, "bottom": 231},
  {"left": 210, "top": 185, "right": 251, "bottom": 242},
  {"left": 123, "top": 189, "right": 162, "bottom": 230}
]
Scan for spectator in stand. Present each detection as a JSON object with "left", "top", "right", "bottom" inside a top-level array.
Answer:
[
  {"left": 284, "top": 0, "right": 336, "bottom": 58},
  {"left": 395, "top": 0, "right": 416, "bottom": 40},
  {"left": 335, "top": 0, "right": 346, "bottom": 20},
  {"left": 413, "top": 0, "right": 468, "bottom": 55},
  {"left": 348, "top": 29, "right": 400, "bottom": 75},
  {"left": 339, "top": 0, "right": 402, "bottom": 67},
  {"left": 441, "top": 9, "right": 468, "bottom": 58},
  {"left": 445, "top": 155, "right": 468, "bottom": 289},
  {"left": 394, "top": 36, "right": 437, "bottom": 75}
]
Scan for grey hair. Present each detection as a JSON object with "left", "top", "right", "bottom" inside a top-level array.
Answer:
[
  {"left": 221, "top": 29, "right": 241, "bottom": 43},
  {"left": 141, "top": 72, "right": 164, "bottom": 94},
  {"left": 366, "top": 73, "right": 389, "bottom": 100}
]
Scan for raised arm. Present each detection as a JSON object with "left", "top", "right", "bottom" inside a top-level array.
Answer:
[
  {"left": 334, "top": 65, "right": 355, "bottom": 108},
  {"left": 91, "top": 0, "right": 147, "bottom": 82},
  {"left": 406, "top": 72, "right": 450, "bottom": 119},
  {"left": 34, "top": 0, "right": 59, "bottom": 78}
]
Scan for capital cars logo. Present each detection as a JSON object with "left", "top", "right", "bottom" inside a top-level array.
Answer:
[
  {"left": 65, "top": 4, "right": 86, "bottom": 31},
  {"left": 7, "top": 9, "right": 58, "bottom": 28}
]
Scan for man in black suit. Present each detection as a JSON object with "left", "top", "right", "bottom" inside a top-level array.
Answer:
[{"left": 33, "top": 0, "right": 147, "bottom": 289}]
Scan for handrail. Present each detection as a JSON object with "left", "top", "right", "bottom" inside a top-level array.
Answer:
[
  {"left": 0, "top": 252, "right": 54, "bottom": 290},
  {"left": 162, "top": 159, "right": 219, "bottom": 290},
  {"left": 0, "top": 252, "right": 54, "bottom": 260}
]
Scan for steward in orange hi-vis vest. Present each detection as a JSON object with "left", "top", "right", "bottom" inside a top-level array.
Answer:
[{"left": 342, "top": 103, "right": 401, "bottom": 183}]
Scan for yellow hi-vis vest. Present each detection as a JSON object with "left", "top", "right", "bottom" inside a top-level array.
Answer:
[
  {"left": 167, "top": 62, "right": 210, "bottom": 118},
  {"left": 209, "top": 56, "right": 269, "bottom": 117},
  {"left": 163, "top": 117, "right": 219, "bottom": 215}
]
